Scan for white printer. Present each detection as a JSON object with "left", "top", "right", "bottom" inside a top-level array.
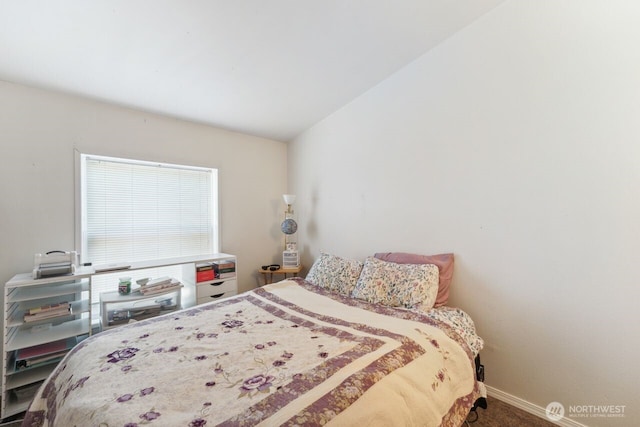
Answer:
[{"left": 33, "top": 251, "right": 78, "bottom": 279}]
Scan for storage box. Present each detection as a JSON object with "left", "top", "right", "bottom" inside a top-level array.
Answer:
[{"left": 283, "top": 251, "right": 299, "bottom": 268}]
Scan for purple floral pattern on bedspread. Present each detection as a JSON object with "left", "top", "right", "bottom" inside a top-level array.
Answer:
[
  {"left": 23, "top": 279, "right": 480, "bottom": 427},
  {"left": 289, "top": 277, "right": 482, "bottom": 357}
]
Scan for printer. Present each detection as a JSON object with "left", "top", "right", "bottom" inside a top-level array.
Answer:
[{"left": 33, "top": 251, "right": 78, "bottom": 279}]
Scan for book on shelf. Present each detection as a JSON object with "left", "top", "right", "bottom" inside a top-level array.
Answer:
[
  {"left": 23, "top": 303, "right": 71, "bottom": 322},
  {"left": 215, "top": 261, "right": 235, "bottom": 276},
  {"left": 14, "top": 337, "right": 76, "bottom": 371},
  {"left": 196, "top": 263, "right": 213, "bottom": 271},
  {"left": 139, "top": 279, "right": 183, "bottom": 295},
  {"left": 140, "top": 285, "right": 183, "bottom": 296},
  {"left": 213, "top": 260, "right": 235, "bottom": 270},
  {"left": 196, "top": 268, "right": 215, "bottom": 282},
  {"left": 144, "top": 276, "right": 172, "bottom": 287},
  {"left": 138, "top": 277, "right": 177, "bottom": 293},
  {"left": 27, "top": 301, "right": 69, "bottom": 315},
  {"left": 15, "top": 350, "right": 68, "bottom": 369},
  {"left": 16, "top": 338, "right": 70, "bottom": 359}
]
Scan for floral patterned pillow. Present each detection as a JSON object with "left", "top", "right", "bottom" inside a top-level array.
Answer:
[
  {"left": 351, "top": 257, "right": 439, "bottom": 310},
  {"left": 305, "top": 252, "right": 364, "bottom": 296}
]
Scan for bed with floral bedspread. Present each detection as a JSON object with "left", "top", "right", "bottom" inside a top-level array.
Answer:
[{"left": 23, "top": 278, "right": 483, "bottom": 427}]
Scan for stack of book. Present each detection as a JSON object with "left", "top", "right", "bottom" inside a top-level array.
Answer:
[
  {"left": 14, "top": 337, "right": 75, "bottom": 371},
  {"left": 214, "top": 260, "right": 236, "bottom": 279},
  {"left": 23, "top": 302, "right": 71, "bottom": 323},
  {"left": 138, "top": 277, "right": 183, "bottom": 296},
  {"left": 195, "top": 263, "right": 216, "bottom": 282}
]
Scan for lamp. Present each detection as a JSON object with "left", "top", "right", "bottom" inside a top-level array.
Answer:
[
  {"left": 282, "top": 194, "right": 296, "bottom": 209},
  {"left": 281, "top": 194, "right": 299, "bottom": 267}
]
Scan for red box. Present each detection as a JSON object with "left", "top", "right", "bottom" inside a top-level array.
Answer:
[{"left": 196, "top": 269, "right": 215, "bottom": 282}]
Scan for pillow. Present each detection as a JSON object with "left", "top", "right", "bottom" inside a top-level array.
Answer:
[
  {"left": 351, "top": 257, "right": 439, "bottom": 310},
  {"left": 305, "top": 252, "right": 364, "bottom": 296},
  {"left": 374, "top": 252, "right": 454, "bottom": 307}
]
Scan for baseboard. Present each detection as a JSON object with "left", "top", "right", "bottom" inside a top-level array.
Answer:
[{"left": 486, "top": 385, "right": 587, "bottom": 427}]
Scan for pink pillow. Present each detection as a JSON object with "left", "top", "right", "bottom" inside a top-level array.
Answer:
[{"left": 373, "top": 252, "right": 454, "bottom": 307}]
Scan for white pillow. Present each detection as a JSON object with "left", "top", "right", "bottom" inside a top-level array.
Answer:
[
  {"left": 351, "top": 257, "right": 439, "bottom": 310},
  {"left": 305, "top": 252, "right": 364, "bottom": 296}
]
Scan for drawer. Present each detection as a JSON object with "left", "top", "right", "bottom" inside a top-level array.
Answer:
[
  {"left": 197, "top": 291, "right": 237, "bottom": 305},
  {"left": 196, "top": 280, "right": 237, "bottom": 299}
]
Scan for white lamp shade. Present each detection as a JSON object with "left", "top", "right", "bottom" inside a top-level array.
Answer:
[{"left": 282, "top": 194, "right": 296, "bottom": 205}]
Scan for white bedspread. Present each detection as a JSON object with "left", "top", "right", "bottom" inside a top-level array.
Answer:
[{"left": 23, "top": 278, "right": 481, "bottom": 426}]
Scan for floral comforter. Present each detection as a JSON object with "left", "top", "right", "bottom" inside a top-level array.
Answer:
[{"left": 23, "top": 278, "right": 482, "bottom": 427}]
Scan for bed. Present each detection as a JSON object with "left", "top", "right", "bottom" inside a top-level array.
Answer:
[{"left": 22, "top": 252, "right": 484, "bottom": 427}]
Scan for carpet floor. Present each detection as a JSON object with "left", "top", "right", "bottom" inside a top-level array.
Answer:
[{"left": 466, "top": 396, "right": 557, "bottom": 427}]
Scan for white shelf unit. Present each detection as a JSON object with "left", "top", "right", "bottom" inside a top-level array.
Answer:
[
  {"left": 2, "top": 252, "right": 237, "bottom": 420},
  {"left": 182, "top": 255, "right": 238, "bottom": 305},
  {"left": 3, "top": 273, "right": 92, "bottom": 418},
  {"left": 195, "top": 278, "right": 237, "bottom": 305}
]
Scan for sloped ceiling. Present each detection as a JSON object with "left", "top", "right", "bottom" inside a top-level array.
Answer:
[{"left": 0, "top": 0, "right": 505, "bottom": 141}]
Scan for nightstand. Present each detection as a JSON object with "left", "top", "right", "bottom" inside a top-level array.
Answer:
[{"left": 259, "top": 265, "right": 303, "bottom": 285}]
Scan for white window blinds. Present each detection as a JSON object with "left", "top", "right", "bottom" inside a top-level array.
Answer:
[{"left": 79, "top": 154, "right": 218, "bottom": 265}]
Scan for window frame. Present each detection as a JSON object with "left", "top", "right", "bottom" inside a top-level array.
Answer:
[{"left": 74, "top": 150, "right": 219, "bottom": 266}]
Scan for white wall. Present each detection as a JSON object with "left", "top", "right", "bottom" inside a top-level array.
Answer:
[
  {"left": 289, "top": 1, "right": 640, "bottom": 425},
  {"left": 0, "top": 81, "right": 288, "bottom": 294}
]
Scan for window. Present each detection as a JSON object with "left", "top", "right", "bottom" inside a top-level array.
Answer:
[{"left": 76, "top": 153, "right": 218, "bottom": 305}]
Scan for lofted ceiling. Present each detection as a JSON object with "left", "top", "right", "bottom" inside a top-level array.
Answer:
[{"left": 0, "top": 1, "right": 504, "bottom": 142}]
